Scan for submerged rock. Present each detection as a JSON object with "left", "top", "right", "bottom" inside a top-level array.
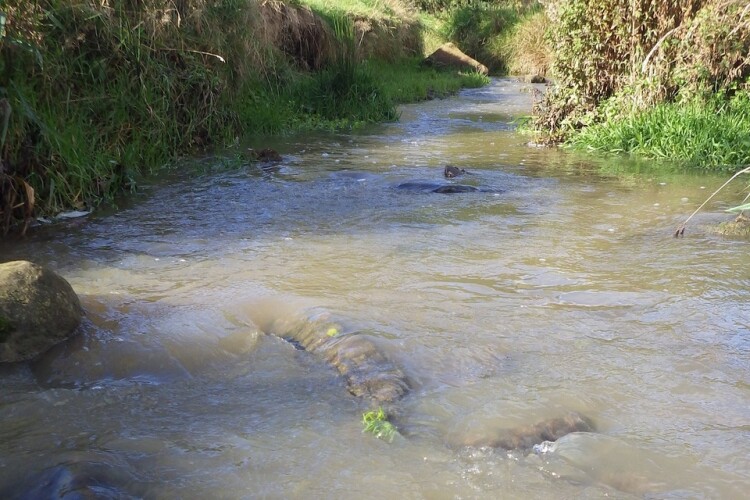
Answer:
[
  {"left": 432, "top": 184, "right": 479, "bottom": 194},
  {"left": 396, "top": 181, "right": 497, "bottom": 194},
  {"left": 525, "top": 75, "right": 547, "bottom": 84},
  {"left": 424, "top": 43, "right": 489, "bottom": 75},
  {"left": 2, "top": 459, "right": 142, "bottom": 499},
  {"left": 0, "top": 261, "right": 82, "bottom": 363},
  {"left": 248, "top": 148, "right": 282, "bottom": 163},
  {"left": 265, "top": 315, "right": 409, "bottom": 405},
  {"left": 264, "top": 308, "right": 595, "bottom": 453},
  {"left": 470, "top": 412, "right": 595, "bottom": 450},
  {"left": 444, "top": 165, "right": 468, "bottom": 178}
]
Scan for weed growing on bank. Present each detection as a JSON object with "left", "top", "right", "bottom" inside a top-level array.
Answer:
[
  {"left": 370, "top": 58, "right": 489, "bottom": 103},
  {"left": 568, "top": 92, "right": 750, "bottom": 172},
  {"left": 534, "top": 0, "right": 750, "bottom": 174}
]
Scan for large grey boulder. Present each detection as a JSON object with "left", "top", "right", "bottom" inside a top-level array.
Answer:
[
  {"left": 423, "top": 42, "right": 489, "bottom": 75},
  {"left": 0, "top": 261, "right": 82, "bottom": 363}
]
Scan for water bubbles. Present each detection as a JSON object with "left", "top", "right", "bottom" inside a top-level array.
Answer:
[{"left": 533, "top": 440, "right": 557, "bottom": 454}]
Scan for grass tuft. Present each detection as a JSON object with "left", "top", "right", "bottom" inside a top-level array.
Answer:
[{"left": 362, "top": 407, "right": 398, "bottom": 442}]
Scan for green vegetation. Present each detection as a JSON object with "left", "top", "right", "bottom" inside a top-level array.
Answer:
[
  {"left": 370, "top": 58, "right": 489, "bottom": 103},
  {"left": 674, "top": 165, "right": 750, "bottom": 237},
  {"left": 362, "top": 407, "right": 398, "bottom": 442},
  {"left": 416, "top": 1, "right": 547, "bottom": 75},
  {"left": 568, "top": 93, "right": 750, "bottom": 172},
  {"left": 533, "top": 0, "right": 750, "bottom": 173},
  {"left": 302, "top": 0, "right": 414, "bottom": 22},
  {"left": 439, "top": 1, "right": 544, "bottom": 74},
  {"left": 0, "top": 0, "right": 492, "bottom": 234}
]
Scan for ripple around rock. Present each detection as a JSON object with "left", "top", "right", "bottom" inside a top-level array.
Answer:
[{"left": 265, "top": 310, "right": 595, "bottom": 451}]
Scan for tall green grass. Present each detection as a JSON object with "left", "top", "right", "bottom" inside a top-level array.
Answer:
[
  {"left": 368, "top": 57, "right": 488, "bottom": 103},
  {"left": 568, "top": 92, "right": 750, "bottom": 172}
]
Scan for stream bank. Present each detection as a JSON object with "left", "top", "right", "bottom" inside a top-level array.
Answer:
[{"left": 0, "top": 0, "right": 488, "bottom": 234}]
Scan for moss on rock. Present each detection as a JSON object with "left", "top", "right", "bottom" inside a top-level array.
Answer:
[
  {"left": 0, "top": 316, "right": 15, "bottom": 343},
  {"left": 714, "top": 214, "right": 750, "bottom": 238}
]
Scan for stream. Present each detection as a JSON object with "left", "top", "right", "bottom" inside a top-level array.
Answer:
[{"left": 0, "top": 79, "right": 749, "bottom": 499}]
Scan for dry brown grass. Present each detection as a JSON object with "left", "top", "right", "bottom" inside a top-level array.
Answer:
[
  {"left": 355, "top": 16, "right": 423, "bottom": 61},
  {"left": 502, "top": 10, "right": 551, "bottom": 76},
  {"left": 259, "top": 1, "right": 336, "bottom": 71},
  {"left": 535, "top": 0, "right": 750, "bottom": 142},
  {"left": 643, "top": 0, "right": 750, "bottom": 102}
]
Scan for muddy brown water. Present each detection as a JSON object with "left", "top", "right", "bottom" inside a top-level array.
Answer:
[{"left": 1, "top": 79, "right": 749, "bottom": 499}]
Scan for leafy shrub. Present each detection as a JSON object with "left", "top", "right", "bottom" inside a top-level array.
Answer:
[{"left": 535, "top": 0, "right": 750, "bottom": 147}]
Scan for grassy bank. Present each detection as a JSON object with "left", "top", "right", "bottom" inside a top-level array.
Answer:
[
  {"left": 417, "top": 0, "right": 549, "bottom": 76},
  {"left": 532, "top": 0, "right": 750, "bottom": 174},
  {"left": 0, "top": 0, "right": 487, "bottom": 235},
  {"left": 567, "top": 93, "right": 750, "bottom": 172}
]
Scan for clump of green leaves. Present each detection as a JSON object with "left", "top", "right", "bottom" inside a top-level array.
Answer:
[
  {"left": 362, "top": 407, "right": 398, "bottom": 442},
  {"left": 459, "top": 70, "right": 491, "bottom": 88}
]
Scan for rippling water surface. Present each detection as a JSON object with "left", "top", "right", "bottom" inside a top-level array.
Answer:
[{"left": 1, "top": 79, "right": 749, "bottom": 499}]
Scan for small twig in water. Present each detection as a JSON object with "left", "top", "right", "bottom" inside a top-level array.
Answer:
[{"left": 674, "top": 165, "right": 750, "bottom": 237}]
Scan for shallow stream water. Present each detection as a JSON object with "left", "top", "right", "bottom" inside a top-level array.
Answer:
[{"left": 1, "top": 79, "right": 749, "bottom": 499}]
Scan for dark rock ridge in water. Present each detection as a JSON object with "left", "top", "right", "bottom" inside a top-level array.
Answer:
[
  {"left": 263, "top": 311, "right": 595, "bottom": 450},
  {"left": 1, "top": 456, "right": 144, "bottom": 500},
  {"left": 396, "top": 181, "right": 501, "bottom": 194}
]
